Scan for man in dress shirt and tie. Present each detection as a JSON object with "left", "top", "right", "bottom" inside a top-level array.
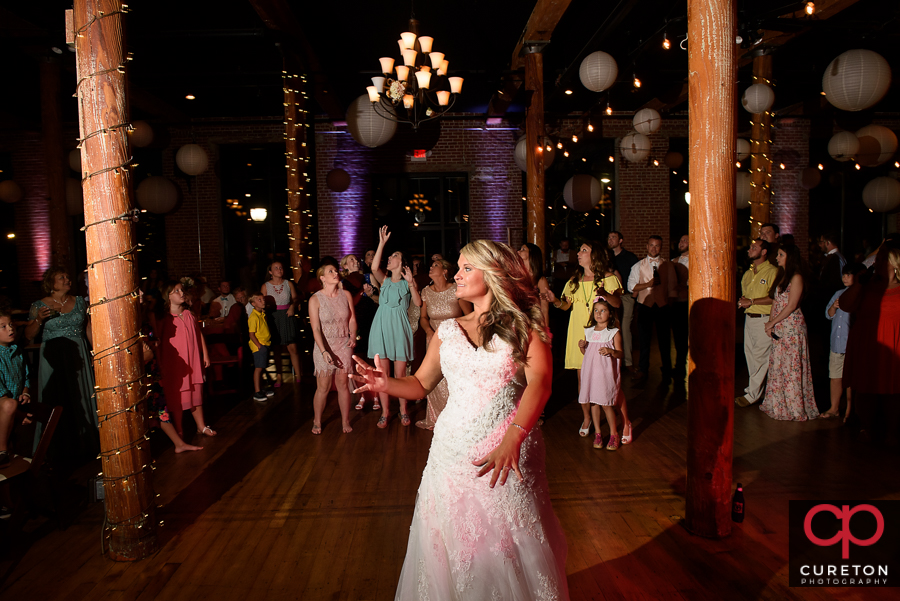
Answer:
[
  {"left": 736, "top": 239, "right": 778, "bottom": 407},
  {"left": 628, "top": 235, "right": 677, "bottom": 384}
]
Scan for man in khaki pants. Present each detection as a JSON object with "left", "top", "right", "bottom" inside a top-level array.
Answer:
[{"left": 736, "top": 239, "right": 778, "bottom": 407}]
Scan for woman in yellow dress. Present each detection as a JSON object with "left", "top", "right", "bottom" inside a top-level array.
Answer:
[{"left": 546, "top": 241, "right": 622, "bottom": 436}]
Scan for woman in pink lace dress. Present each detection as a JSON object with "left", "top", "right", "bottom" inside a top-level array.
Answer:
[
  {"left": 351, "top": 240, "right": 568, "bottom": 600},
  {"left": 761, "top": 245, "right": 818, "bottom": 421},
  {"left": 309, "top": 264, "right": 357, "bottom": 434}
]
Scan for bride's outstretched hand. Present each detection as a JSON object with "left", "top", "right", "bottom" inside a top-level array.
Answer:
[
  {"left": 349, "top": 354, "right": 388, "bottom": 394},
  {"left": 473, "top": 426, "right": 527, "bottom": 488}
]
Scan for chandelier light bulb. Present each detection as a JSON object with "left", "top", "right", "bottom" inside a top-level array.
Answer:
[
  {"left": 400, "top": 32, "right": 417, "bottom": 50},
  {"left": 805, "top": 2, "right": 815, "bottom": 15},
  {"left": 429, "top": 52, "right": 445, "bottom": 69},
  {"left": 395, "top": 65, "right": 409, "bottom": 81},
  {"left": 371, "top": 76, "right": 386, "bottom": 93},
  {"left": 418, "top": 36, "right": 433, "bottom": 53},
  {"left": 448, "top": 77, "right": 464, "bottom": 94},
  {"left": 379, "top": 57, "right": 394, "bottom": 75},
  {"left": 402, "top": 49, "right": 417, "bottom": 67},
  {"left": 436, "top": 91, "right": 450, "bottom": 106},
  {"left": 403, "top": 94, "right": 414, "bottom": 109},
  {"left": 415, "top": 70, "right": 432, "bottom": 89},
  {"left": 366, "top": 86, "right": 380, "bottom": 102},
  {"left": 397, "top": 39, "right": 406, "bottom": 53},
  {"left": 438, "top": 59, "right": 449, "bottom": 76}
]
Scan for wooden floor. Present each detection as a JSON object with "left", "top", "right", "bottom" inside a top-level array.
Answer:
[{"left": 1, "top": 352, "right": 898, "bottom": 601}]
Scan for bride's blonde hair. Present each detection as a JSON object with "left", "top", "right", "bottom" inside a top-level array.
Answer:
[{"left": 459, "top": 240, "right": 550, "bottom": 366}]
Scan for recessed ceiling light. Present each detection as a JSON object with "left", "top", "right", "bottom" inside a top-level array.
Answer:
[
  {"left": 564, "top": 89, "right": 573, "bottom": 95},
  {"left": 185, "top": 94, "right": 196, "bottom": 100}
]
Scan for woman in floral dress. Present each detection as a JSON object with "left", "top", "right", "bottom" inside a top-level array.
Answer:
[{"left": 761, "top": 245, "right": 819, "bottom": 421}]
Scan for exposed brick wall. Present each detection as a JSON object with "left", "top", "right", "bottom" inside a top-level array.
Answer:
[
  {"left": 314, "top": 117, "right": 523, "bottom": 258},
  {"left": 770, "top": 118, "right": 810, "bottom": 257}
]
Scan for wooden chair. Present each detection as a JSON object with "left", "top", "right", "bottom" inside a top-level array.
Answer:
[
  {"left": 204, "top": 331, "right": 244, "bottom": 395},
  {"left": 0, "top": 403, "right": 62, "bottom": 533}
]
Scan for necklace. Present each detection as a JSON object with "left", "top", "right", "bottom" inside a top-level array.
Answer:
[
  {"left": 580, "top": 276, "right": 592, "bottom": 308},
  {"left": 50, "top": 295, "right": 70, "bottom": 309}
]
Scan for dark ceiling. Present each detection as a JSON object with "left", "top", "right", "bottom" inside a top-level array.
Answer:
[{"left": 1, "top": 0, "right": 898, "bottom": 131}]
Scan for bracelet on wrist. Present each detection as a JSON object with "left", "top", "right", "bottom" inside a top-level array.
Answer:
[{"left": 509, "top": 422, "right": 528, "bottom": 436}]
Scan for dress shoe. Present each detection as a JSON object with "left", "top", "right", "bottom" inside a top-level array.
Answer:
[{"left": 734, "top": 396, "right": 752, "bottom": 408}]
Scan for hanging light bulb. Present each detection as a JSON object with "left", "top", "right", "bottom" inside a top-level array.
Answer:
[
  {"left": 663, "top": 34, "right": 671, "bottom": 50},
  {"left": 587, "top": 122, "right": 594, "bottom": 132},
  {"left": 805, "top": 2, "right": 815, "bottom": 15},
  {"left": 736, "top": 161, "right": 741, "bottom": 168},
  {"left": 564, "top": 150, "right": 569, "bottom": 158},
  {"left": 818, "top": 163, "right": 825, "bottom": 171},
  {"left": 546, "top": 144, "right": 552, "bottom": 152},
  {"left": 557, "top": 142, "right": 563, "bottom": 149},
  {"left": 605, "top": 103, "right": 612, "bottom": 116},
  {"left": 633, "top": 74, "right": 641, "bottom": 88},
  {"left": 572, "top": 135, "right": 578, "bottom": 143}
]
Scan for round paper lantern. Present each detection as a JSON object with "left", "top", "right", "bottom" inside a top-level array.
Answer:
[
  {"left": 742, "top": 84, "right": 775, "bottom": 114},
  {"left": 862, "top": 177, "right": 900, "bottom": 213},
  {"left": 736, "top": 172, "right": 752, "bottom": 209},
  {"left": 822, "top": 49, "right": 892, "bottom": 112},
  {"left": 68, "top": 149, "right": 81, "bottom": 173},
  {"left": 579, "top": 51, "right": 618, "bottom": 93},
  {"left": 129, "top": 120, "right": 154, "bottom": 147},
  {"left": 136, "top": 176, "right": 179, "bottom": 214},
  {"left": 563, "top": 174, "right": 602, "bottom": 212},
  {"left": 664, "top": 151, "right": 683, "bottom": 169},
  {"left": 347, "top": 95, "right": 397, "bottom": 148},
  {"left": 633, "top": 108, "right": 660, "bottom": 135},
  {"left": 65, "top": 178, "right": 83, "bottom": 215},
  {"left": 514, "top": 136, "right": 555, "bottom": 172},
  {"left": 619, "top": 133, "right": 651, "bottom": 163},
  {"left": 828, "top": 131, "right": 859, "bottom": 162},
  {"left": 0, "top": 180, "right": 24, "bottom": 204},
  {"left": 326, "top": 168, "right": 351, "bottom": 192},
  {"left": 176, "top": 144, "right": 209, "bottom": 176},
  {"left": 799, "top": 167, "right": 821, "bottom": 190},
  {"left": 736, "top": 139, "right": 751, "bottom": 161},
  {"left": 855, "top": 125, "right": 898, "bottom": 167}
]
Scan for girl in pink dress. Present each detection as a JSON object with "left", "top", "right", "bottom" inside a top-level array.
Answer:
[
  {"left": 578, "top": 298, "right": 632, "bottom": 450},
  {"left": 158, "top": 281, "right": 216, "bottom": 439}
]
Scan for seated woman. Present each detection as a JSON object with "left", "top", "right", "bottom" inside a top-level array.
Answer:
[{"left": 24, "top": 267, "right": 99, "bottom": 467}]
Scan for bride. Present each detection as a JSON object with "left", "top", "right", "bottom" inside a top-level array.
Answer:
[{"left": 351, "top": 240, "right": 569, "bottom": 600}]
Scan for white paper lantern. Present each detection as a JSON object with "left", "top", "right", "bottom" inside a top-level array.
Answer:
[
  {"left": 347, "top": 95, "right": 397, "bottom": 148},
  {"left": 68, "top": 149, "right": 81, "bottom": 173},
  {"left": 176, "top": 144, "right": 209, "bottom": 176},
  {"left": 828, "top": 131, "right": 860, "bottom": 162},
  {"left": 579, "top": 51, "right": 618, "bottom": 93},
  {"left": 619, "top": 133, "right": 651, "bottom": 163},
  {"left": 136, "top": 176, "right": 179, "bottom": 214},
  {"left": 563, "top": 174, "right": 602, "bottom": 212},
  {"left": 736, "top": 172, "right": 752, "bottom": 209},
  {"left": 822, "top": 49, "right": 892, "bottom": 112},
  {"left": 736, "top": 139, "right": 750, "bottom": 161},
  {"left": 741, "top": 84, "right": 775, "bottom": 114},
  {"left": 855, "top": 125, "right": 898, "bottom": 167},
  {"left": 633, "top": 108, "right": 660, "bottom": 135},
  {"left": 514, "top": 136, "right": 555, "bottom": 172},
  {"left": 0, "top": 180, "right": 24, "bottom": 203},
  {"left": 66, "top": 178, "right": 83, "bottom": 215},
  {"left": 130, "top": 121, "right": 154, "bottom": 147},
  {"left": 863, "top": 177, "right": 900, "bottom": 213}
]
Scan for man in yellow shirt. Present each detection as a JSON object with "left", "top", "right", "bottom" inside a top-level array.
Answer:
[{"left": 736, "top": 239, "right": 778, "bottom": 407}]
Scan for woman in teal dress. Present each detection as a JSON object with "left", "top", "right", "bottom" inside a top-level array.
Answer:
[
  {"left": 25, "top": 267, "right": 99, "bottom": 466},
  {"left": 367, "top": 226, "right": 422, "bottom": 428}
]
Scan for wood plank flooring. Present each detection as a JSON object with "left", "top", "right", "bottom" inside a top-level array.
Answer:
[{"left": 2, "top": 355, "right": 898, "bottom": 600}]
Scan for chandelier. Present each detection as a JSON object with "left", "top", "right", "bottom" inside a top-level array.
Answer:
[{"left": 365, "top": 18, "right": 463, "bottom": 131}]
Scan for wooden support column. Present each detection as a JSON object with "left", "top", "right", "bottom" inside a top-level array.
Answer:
[
  {"left": 72, "top": 0, "right": 158, "bottom": 560},
  {"left": 524, "top": 48, "right": 546, "bottom": 253},
  {"left": 40, "top": 58, "right": 73, "bottom": 272},
  {"left": 283, "top": 65, "right": 309, "bottom": 278},
  {"left": 685, "top": 0, "right": 737, "bottom": 538},
  {"left": 749, "top": 55, "right": 774, "bottom": 239}
]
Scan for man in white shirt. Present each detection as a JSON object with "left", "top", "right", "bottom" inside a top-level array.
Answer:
[
  {"left": 210, "top": 280, "right": 237, "bottom": 318},
  {"left": 628, "top": 235, "right": 677, "bottom": 384}
]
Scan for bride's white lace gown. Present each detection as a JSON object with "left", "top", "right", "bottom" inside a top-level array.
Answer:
[{"left": 395, "top": 319, "right": 569, "bottom": 600}]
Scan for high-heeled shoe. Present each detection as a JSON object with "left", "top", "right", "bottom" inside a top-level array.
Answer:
[
  {"left": 578, "top": 419, "right": 591, "bottom": 437},
  {"left": 355, "top": 398, "right": 366, "bottom": 410},
  {"left": 621, "top": 422, "right": 633, "bottom": 445}
]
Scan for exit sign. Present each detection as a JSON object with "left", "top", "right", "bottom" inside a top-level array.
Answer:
[{"left": 411, "top": 149, "right": 427, "bottom": 162}]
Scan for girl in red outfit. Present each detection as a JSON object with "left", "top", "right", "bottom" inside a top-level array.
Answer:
[{"left": 158, "top": 281, "right": 216, "bottom": 439}]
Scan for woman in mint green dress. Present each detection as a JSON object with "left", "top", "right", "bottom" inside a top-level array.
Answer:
[
  {"left": 25, "top": 268, "right": 99, "bottom": 466},
  {"left": 367, "top": 226, "right": 422, "bottom": 428}
]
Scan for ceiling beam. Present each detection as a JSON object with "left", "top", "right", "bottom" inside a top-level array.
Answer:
[
  {"left": 486, "top": 0, "right": 574, "bottom": 117},
  {"left": 248, "top": 0, "right": 345, "bottom": 120}
]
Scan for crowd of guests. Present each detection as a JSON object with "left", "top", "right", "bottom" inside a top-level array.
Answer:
[{"left": 3, "top": 223, "right": 899, "bottom": 478}]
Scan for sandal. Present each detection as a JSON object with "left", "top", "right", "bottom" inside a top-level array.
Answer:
[
  {"left": 606, "top": 434, "right": 620, "bottom": 451},
  {"left": 201, "top": 425, "right": 217, "bottom": 437},
  {"left": 621, "top": 422, "right": 633, "bottom": 445},
  {"left": 312, "top": 423, "right": 322, "bottom": 435},
  {"left": 578, "top": 419, "right": 591, "bottom": 437},
  {"left": 400, "top": 413, "right": 411, "bottom": 427},
  {"left": 372, "top": 399, "right": 381, "bottom": 411},
  {"left": 355, "top": 399, "right": 366, "bottom": 410},
  {"left": 377, "top": 416, "right": 388, "bottom": 429},
  {"left": 818, "top": 412, "right": 840, "bottom": 419}
]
